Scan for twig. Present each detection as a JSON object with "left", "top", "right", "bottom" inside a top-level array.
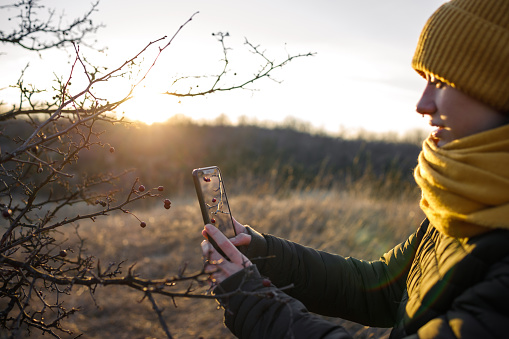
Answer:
[{"left": 145, "top": 291, "right": 173, "bottom": 339}]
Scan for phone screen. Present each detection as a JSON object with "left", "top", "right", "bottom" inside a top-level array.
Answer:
[{"left": 193, "top": 166, "right": 236, "bottom": 240}]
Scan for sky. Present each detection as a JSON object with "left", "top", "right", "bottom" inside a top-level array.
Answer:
[{"left": 1, "top": 0, "right": 447, "bottom": 136}]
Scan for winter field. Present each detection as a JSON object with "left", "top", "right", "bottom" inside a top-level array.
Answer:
[
  {"left": 53, "top": 179, "right": 424, "bottom": 338},
  {"left": 1, "top": 120, "right": 426, "bottom": 338}
]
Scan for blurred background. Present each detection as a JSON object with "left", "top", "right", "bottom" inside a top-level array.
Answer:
[
  {"left": 0, "top": 1, "right": 443, "bottom": 337},
  {"left": 1, "top": 0, "right": 446, "bottom": 136}
]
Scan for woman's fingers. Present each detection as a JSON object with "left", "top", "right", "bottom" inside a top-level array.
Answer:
[
  {"left": 201, "top": 223, "right": 253, "bottom": 284},
  {"left": 231, "top": 218, "right": 252, "bottom": 246},
  {"left": 232, "top": 217, "right": 247, "bottom": 235},
  {"left": 201, "top": 228, "right": 210, "bottom": 240},
  {"left": 201, "top": 237, "right": 250, "bottom": 284},
  {"left": 204, "top": 224, "right": 252, "bottom": 268},
  {"left": 229, "top": 233, "right": 251, "bottom": 246},
  {"left": 204, "top": 224, "right": 245, "bottom": 264},
  {"left": 201, "top": 240, "right": 225, "bottom": 281},
  {"left": 202, "top": 219, "right": 251, "bottom": 246},
  {"left": 201, "top": 240, "right": 223, "bottom": 264}
]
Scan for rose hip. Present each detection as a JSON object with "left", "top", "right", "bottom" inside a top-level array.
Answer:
[
  {"left": 164, "top": 199, "right": 171, "bottom": 210},
  {"left": 2, "top": 208, "right": 12, "bottom": 219}
]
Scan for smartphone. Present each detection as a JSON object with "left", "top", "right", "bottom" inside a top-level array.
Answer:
[{"left": 192, "top": 166, "right": 236, "bottom": 260}]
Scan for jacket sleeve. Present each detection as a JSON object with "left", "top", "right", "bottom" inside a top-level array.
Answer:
[
  {"left": 416, "top": 254, "right": 509, "bottom": 338},
  {"left": 242, "top": 220, "right": 427, "bottom": 327},
  {"left": 216, "top": 265, "right": 354, "bottom": 339}
]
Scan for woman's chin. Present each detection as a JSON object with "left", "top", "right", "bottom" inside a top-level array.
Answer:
[
  {"left": 431, "top": 128, "right": 450, "bottom": 147},
  {"left": 436, "top": 140, "right": 447, "bottom": 147}
]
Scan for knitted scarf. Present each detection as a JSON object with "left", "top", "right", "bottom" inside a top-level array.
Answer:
[{"left": 414, "top": 124, "right": 509, "bottom": 238}]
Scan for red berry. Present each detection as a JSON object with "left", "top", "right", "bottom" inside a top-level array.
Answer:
[
  {"left": 138, "top": 185, "right": 145, "bottom": 192},
  {"left": 164, "top": 199, "right": 171, "bottom": 210},
  {"left": 210, "top": 218, "right": 216, "bottom": 224},
  {"left": 157, "top": 186, "right": 164, "bottom": 191},
  {"left": 164, "top": 201, "right": 171, "bottom": 210},
  {"left": 212, "top": 198, "right": 217, "bottom": 203},
  {"left": 203, "top": 177, "right": 211, "bottom": 182},
  {"left": 109, "top": 146, "right": 115, "bottom": 153},
  {"left": 59, "top": 250, "right": 67, "bottom": 257},
  {"left": 2, "top": 209, "right": 12, "bottom": 219},
  {"left": 140, "top": 221, "right": 147, "bottom": 228},
  {"left": 262, "top": 279, "right": 271, "bottom": 287}
]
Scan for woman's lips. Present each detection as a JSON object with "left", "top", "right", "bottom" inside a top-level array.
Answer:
[
  {"left": 429, "top": 123, "right": 445, "bottom": 144},
  {"left": 431, "top": 127, "right": 442, "bottom": 138}
]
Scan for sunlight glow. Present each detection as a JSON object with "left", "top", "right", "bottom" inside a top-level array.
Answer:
[{"left": 117, "top": 85, "right": 178, "bottom": 125}]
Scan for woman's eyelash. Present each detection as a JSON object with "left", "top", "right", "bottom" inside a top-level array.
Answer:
[
  {"left": 429, "top": 77, "right": 446, "bottom": 89},
  {"left": 434, "top": 80, "right": 445, "bottom": 89}
]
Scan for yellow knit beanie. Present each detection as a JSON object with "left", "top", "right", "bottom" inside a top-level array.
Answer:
[{"left": 412, "top": 0, "right": 509, "bottom": 112}]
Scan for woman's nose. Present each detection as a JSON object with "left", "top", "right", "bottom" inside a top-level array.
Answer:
[{"left": 416, "top": 84, "right": 437, "bottom": 116}]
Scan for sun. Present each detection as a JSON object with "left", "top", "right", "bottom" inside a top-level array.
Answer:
[{"left": 117, "top": 85, "right": 179, "bottom": 125}]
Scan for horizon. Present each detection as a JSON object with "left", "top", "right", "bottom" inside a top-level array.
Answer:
[{"left": 1, "top": 0, "right": 446, "bottom": 136}]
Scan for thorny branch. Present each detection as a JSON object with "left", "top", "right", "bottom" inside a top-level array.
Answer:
[
  {"left": 145, "top": 292, "right": 174, "bottom": 339},
  {"left": 0, "top": 2, "right": 313, "bottom": 338},
  {"left": 0, "top": 9, "right": 202, "bottom": 337},
  {"left": 0, "top": 0, "right": 103, "bottom": 52},
  {"left": 164, "top": 31, "right": 316, "bottom": 97}
]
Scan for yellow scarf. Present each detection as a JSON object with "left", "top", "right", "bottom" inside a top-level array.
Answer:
[{"left": 414, "top": 124, "right": 509, "bottom": 238}]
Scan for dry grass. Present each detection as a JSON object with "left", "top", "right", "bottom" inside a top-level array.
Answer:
[{"left": 40, "top": 184, "right": 424, "bottom": 339}]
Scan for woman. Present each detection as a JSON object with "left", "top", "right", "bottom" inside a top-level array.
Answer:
[{"left": 201, "top": 0, "right": 509, "bottom": 337}]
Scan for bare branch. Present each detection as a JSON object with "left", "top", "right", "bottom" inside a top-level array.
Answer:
[
  {"left": 0, "top": 0, "right": 103, "bottom": 52},
  {"left": 0, "top": 10, "right": 202, "bottom": 336},
  {"left": 0, "top": 4, "right": 313, "bottom": 337},
  {"left": 145, "top": 292, "right": 174, "bottom": 339},
  {"left": 164, "top": 33, "right": 316, "bottom": 97}
]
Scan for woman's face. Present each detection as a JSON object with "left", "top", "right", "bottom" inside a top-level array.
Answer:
[{"left": 416, "top": 74, "right": 508, "bottom": 147}]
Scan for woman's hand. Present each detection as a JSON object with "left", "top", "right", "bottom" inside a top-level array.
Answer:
[
  {"left": 201, "top": 221, "right": 252, "bottom": 284},
  {"left": 229, "top": 217, "right": 252, "bottom": 247}
]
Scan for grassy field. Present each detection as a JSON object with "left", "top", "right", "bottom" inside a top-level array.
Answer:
[
  {"left": 42, "top": 178, "right": 425, "bottom": 339},
  {"left": 1, "top": 119, "right": 427, "bottom": 338}
]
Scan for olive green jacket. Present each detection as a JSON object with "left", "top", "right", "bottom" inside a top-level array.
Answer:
[{"left": 216, "top": 219, "right": 509, "bottom": 338}]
